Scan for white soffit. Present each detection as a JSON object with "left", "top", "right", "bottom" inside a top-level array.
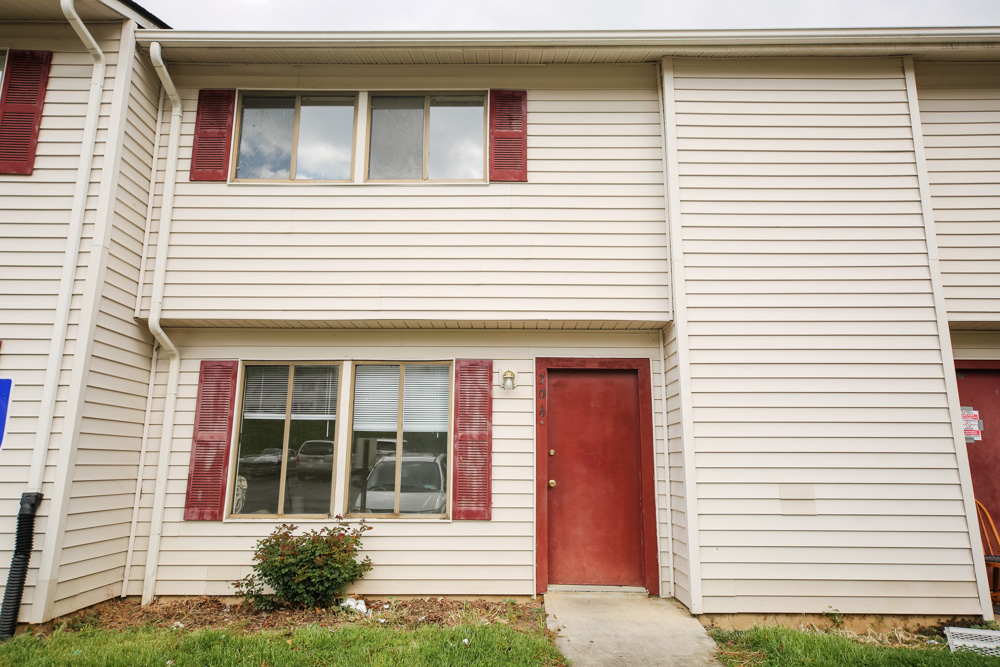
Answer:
[{"left": 135, "top": 27, "right": 1000, "bottom": 64}]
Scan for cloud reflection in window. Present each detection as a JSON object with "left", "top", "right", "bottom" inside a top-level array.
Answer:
[
  {"left": 236, "top": 97, "right": 294, "bottom": 179},
  {"left": 236, "top": 95, "right": 355, "bottom": 180},
  {"left": 295, "top": 97, "right": 354, "bottom": 180},
  {"left": 429, "top": 97, "right": 484, "bottom": 180}
]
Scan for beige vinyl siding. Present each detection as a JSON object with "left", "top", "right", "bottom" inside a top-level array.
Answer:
[
  {"left": 915, "top": 63, "right": 1000, "bottom": 324},
  {"left": 123, "top": 329, "right": 666, "bottom": 598},
  {"left": 52, "top": 46, "right": 159, "bottom": 618},
  {"left": 662, "top": 324, "right": 691, "bottom": 607},
  {"left": 671, "top": 57, "right": 980, "bottom": 614},
  {"left": 137, "top": 64, "right": 670, "bottom": 327},
  {"left": 0, "top": 23, "right": 127, "bottom": 622}
]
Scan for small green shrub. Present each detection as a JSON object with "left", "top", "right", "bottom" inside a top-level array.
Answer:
[{"left": 235, "top": 519, "right": 373, "bottom": 609}]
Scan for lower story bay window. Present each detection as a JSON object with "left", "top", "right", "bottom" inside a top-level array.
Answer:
[
  {"left": 232, "top": 363, "right": 340, "bottom": 516},
  {"left": 228, "top": 361, "right": 452, "bottom": 518},
  {"left": 183, "top": 358, "right": 491, "bottom": 522},
  {"left": 348, "top": 362, "right": 451, "bottom": 517}
]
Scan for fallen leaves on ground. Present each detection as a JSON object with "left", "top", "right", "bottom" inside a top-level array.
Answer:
[{"left": 45, "top": 595, "right": 546, "bottom": 637}]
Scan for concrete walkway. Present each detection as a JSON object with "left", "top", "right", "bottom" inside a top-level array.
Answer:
[{"left": 544, "top": 591, "right": 719, "bottom": 666}]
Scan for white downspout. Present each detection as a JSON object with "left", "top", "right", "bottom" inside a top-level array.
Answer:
[
  {"left": 15, "top": 0, "right": 107, "bottom": 625},
  {"left": 142, "top": 41, "right": 183, "bottom": 605},
  {"left": 25, "top": 0, "right": 106, "bottom": 495}
]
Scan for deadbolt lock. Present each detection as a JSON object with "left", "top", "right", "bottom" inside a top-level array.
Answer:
[{"left": 548, "top": 480, "right": 557, "bottom": 488}]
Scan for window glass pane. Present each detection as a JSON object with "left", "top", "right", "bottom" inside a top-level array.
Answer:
[
  {"left": 236, "top": 96, "right": 294, "bottom": 179},
  {"left": 369, "top": 96, "right": 424, "bottom": 179},
  {"left": 233, "top": 365, "right": 288, "bottom": 514},
  {"left": 295, "top": 97, "right": 355, "bottom": 180},
  {"left": 401, "top": 365, "right": 449, "bottom": 514},
  {"left": 285, "top": 366, "right": 338, "bottom": 514},
  {"left": 403, "top": 364, "right": 450, "bottom": 432},
  {"left": 291, "top": 364, "right": 338, "bottom": 420},
  {"left": 349, "top": 365, "right": 400, "bottom": 514},
  {"left": 429, "top": 96, "right": 484, "bottom": 180},
  {"left": 242, "top": 365, "right": 289, "bottom": 419}
]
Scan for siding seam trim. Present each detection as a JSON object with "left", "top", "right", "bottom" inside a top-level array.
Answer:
[
  {"left": 531, "top": 355, "right": 537, "bottom": 596},
  {"left": 660, "top": 56, "right": 703, "bottom": 614},
  {"left": 904, "top": 54, "right": 994, "bottom": 620},
  {"left": 655, "top": 60, "right": 675, "bottom": 598},
  {"left": 33, "top": 22, "right": 136, "bottom": 622},
  {"left": 657, "top": 327, "right": 673, "bottom": 597}
]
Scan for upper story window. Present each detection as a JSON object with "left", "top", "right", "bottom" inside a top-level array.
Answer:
[
  {"left": 191, "top": 89, "right": 525, "bottom": 184},
  {"left": 368, "top": 94, "right": 485, "bottom": 181},
  {"left": 235, "top": 93, "right": 356, "bottom": 181}
]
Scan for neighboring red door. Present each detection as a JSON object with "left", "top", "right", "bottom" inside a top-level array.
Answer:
[
  {"left": 545, "top": 368, "right": 645, "bottom": 586},
  {"left": 956, "top": 367, "right": 1000, "bottom": 519}
]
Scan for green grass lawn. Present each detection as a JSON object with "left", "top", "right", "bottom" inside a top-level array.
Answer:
[
  {"left": 0, "top": 623, "right": 566, "bottom": 667},
  {"left": 712, "top": 626, "right": 1000, "bottom": 667}
]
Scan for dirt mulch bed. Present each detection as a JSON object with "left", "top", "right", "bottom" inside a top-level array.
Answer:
[{"left": 47, "top": 596, "right": 548, "bottom": 636}]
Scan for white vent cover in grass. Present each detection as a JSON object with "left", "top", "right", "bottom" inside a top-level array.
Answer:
[{"left": 945, "top": 626, "right": 1000, "bottom": 657}]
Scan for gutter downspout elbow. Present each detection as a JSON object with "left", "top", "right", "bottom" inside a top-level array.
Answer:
[
  {"left": 142, "top": 42, "right": 183, "bottom": 605},
  {"left": 147, "top": 41, "right": 182, "bottom": 359}
]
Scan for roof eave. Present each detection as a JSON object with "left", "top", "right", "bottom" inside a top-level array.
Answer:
[{"left": 134, "top": 26, "right": 1000, "bottom": 50}]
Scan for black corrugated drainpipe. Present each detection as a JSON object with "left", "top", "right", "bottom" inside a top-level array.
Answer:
[{"left": 0, "top": 492, "right": 43, "bottom": 639}]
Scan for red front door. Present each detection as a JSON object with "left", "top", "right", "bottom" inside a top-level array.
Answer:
[
  {"left": 956, "top": 368, "right": 1000, "bottom": 519},
  {"left": 545, "top": 368, "right": 645, "bottom": 586}
]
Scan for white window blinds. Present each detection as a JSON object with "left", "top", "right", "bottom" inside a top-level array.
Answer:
[
  {"left": 403, "top": 364, "right": 449, "bottom": 432},
  {"left": 242, "top": 365, "right": 288, "bottom": 419},
  {"left": 291, "top": 365, "right": 338, "bottom": 420},
  {"left": 352, "top": 365, "right": 400, "bottom": 432}
]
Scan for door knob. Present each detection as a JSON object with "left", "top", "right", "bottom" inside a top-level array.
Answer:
[{"left": 548, "top": 480, "right": 556, "bottom": 488}]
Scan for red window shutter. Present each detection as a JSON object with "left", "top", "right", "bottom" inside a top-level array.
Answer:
[
  {"left": 452, "top": 359, "right": 493, "bottom": 520},
  {"left": 0, "top": 50, "right": 51, "bottom": 175},
  {"left": 489, "top": 90, "right": 527, "bottom": 182},
  {"left": 190, "top": 89, "right": 235, "bottom": 181},
  {"left": 184, "top": 360, "right": 239, "bottom": 520}
]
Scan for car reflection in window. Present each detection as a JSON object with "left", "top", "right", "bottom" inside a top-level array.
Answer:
[
  {"left": 295, "top": 439, "right": 335, "bottom": 480},
  {"left": 238, "top": 447, "right": 295, "bottom": 476},
  {"left": 352, "top": 454, "right": 446, "bottom": 515}
]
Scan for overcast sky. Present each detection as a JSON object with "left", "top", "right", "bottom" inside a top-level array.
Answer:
[{"left": 140, "top": 0, "right": 1000, "bottom": 32}]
